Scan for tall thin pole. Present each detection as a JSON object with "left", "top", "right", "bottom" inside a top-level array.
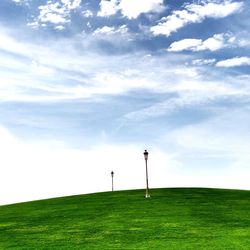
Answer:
[
  {"left": 112, "top": 175, "right": 114, "bottom": 192},
  {"left": 111, "top": 171, "right": 114, "bottom": 192},
  {"left": 145, "top": 159, "right": 150, "bottom": 198},
  {"left": 145, "top": 158, "right": 149, "bottom": 197},
  {"left": 144, "top": 150, "right": 150, "bottom": 198}
]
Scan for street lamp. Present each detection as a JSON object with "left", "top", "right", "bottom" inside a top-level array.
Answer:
[
  {"left": 111, "top": 171, "right": 114, "bottom": 192},
  {"left": 143, "top": 150, "right": 150, "bottom": 198}
]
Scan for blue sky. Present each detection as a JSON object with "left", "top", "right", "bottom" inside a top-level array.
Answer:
[{"left": 0, "top": 0, "right": 250, "bottom": 204}]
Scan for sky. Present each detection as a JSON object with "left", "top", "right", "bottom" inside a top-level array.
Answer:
[{"left": 0, "top": 0, "right": 250, "bottom": 205}]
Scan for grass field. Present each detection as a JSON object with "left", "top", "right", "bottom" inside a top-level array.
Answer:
[{"left": 1, "top": 188, "right": 250, "bottom": 249}]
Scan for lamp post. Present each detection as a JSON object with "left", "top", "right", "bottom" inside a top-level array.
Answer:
[
  {"left": 111, "top": 171, "right": 114, "bottom": 192},
  {"left": 144, "top": 150, "right": 150, "bottom": 198}
]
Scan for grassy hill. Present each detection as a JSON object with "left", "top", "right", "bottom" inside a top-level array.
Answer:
[{"left": 1, "top": 188, "right": 250, "bottom": 249}]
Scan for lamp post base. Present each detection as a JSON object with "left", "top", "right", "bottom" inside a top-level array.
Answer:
[{"left": 145, "top": 194, "right": 151, "bottom": 198}]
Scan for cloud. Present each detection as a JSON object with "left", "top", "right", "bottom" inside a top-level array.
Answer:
[
  {"left": 0, "top": 28, "right": 245, "bottom": 104},
  {"left": 97, "top": 0, "right": 119, "bottom": 17},
  {"left": 90, "top": 25, "right": 134, "bottom": 51},
  {"left": 38, "top": 2, "right": 69, "bottom": 25},
  {"left": 29, "top": 0, "right": 81, "bottom": 28},
  {"left": 0, "top": 32, "right": 31, "bottom": 56},
  {"left": 0, "top": 30, "right": 156, "bottom": 102},
  {"left": 0, "top": 125, "right": 177, "bottom": 205},
  {"left": 169, "top": 107, "right": 250, "bottom": 161},
  {"left": 98, "top": 0, "right": 165, "bottom": 19},
  {"left": 31, "top": 61, "right": 55, "bottom": 75},
  {"left": 55, "top": 25, "right": 65, "bottom": 30},
  {"left": 192, "top": 58, "right": 216, "bottom": 66},
  {"left": 118, "top": 0, "right": 165, "bottom": 19},
  {"left": 168, "top": 108, "right": 250, "bottom": 179},
  {"left": 216, "top": 57, "right": 250, "bottom": 67},
  {"left": 200, "top": 33, "right": 229, "bottom": 51},
  {"left": 122, "top": 92, "right": 212, "bottom": 122},
  {"left": 61, "top": 0, "right": 81, "bottom": 10},
  {"left": 82, "top": 9, "right": 93, "bottom": 18},
  {"left": 0, "top": 27, "right": 247, "bottom": 105},
  {"left": 3, "top": 119, "right": 250, "bottom": 205},
  {"left": 93, "top": 25, "right": 128, "bottom": 36},
  {"left": 151, "top": 0, "right": 243, "bottom": 36},
  {"left": 237, "top": 36, "right": 250, "bottom": 47},
  {"left": 11, "top": 0, "right": 29, "bottom": 4},
  {"left": 120, "top": 73, "right": 248, "bottom": 124},
  {"left": 168, "top": 38, "right": 203, "bottom": 52},
  {"left": 168, "top": 33, "right": 234, "bottom": 52}
]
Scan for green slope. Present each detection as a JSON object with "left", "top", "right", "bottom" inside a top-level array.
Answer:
[{"left": 1, "top": 188, "right": 250, "bottom": 249}]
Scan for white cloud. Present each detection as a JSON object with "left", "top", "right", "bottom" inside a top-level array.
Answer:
[
  {"left": 0, "top": 29, "right": 248, "bottom": 104},
  {"left": 31, "top": 61, "right": 55, "bottom": 76},
  {"left": 61, "top": 0, "right": 81, "bottom": 10},
  {"left": 0, "top": 125, "right": 177, "bottom": 205},
  {"left": 93, "top": 25, "right": 128, "bottom": 36},
  {"left": 0, "top": 32, "right": 31, "bottom": 56},
  {"left": 97, "top": 0, "right": 119, "bottom": 17},
  {"left": 121, "top": 74, "right": 248, "bottom": 124},
  {"left": 122, "top": 93, "right": 209, "bottom": 122},
  {"left": 237, "top": 38, "right": 250, "bottom": 47},
  {"left": 192, "top": 58, "right": 216, "bottom": 66},
  {"left": 168, "top": 33, "right": 234, "bottom": 52},
  {"left": 119, "top": 0, "right": 165, "bottom": 19},
  {"left": 0, "top": 30, "right": 155, "bottom": 102},
  {"left": 27, "top": 21, "right": 39, "bottom": 29},
  {"left": 151, "top": 1, "right": 243, "bottom": 36},
  {"left": 170, "top": 108, "right": 250, "bottom": 157},
  {"left": 29, "top": 0, "right": 81, "bottom": 29},
  {"left": 98, "top": 0, "right": 164, "bottom": 19},
  {"left": 2, "top": 120, "right": 250, "bottom": 205},
  {"left": 200, "top": 33, "right": 226, "bottom": 51},
  {"left": 11, "top": 0, "right": 29, "bottom": 4},
  {"left": 168, "top": 38, "right": 203, "bottom": 52},
  {"left": 82, "top": 9, "right": 93, "bottom": 18},
  {"left": 0, "top": 28, "right": 245, "bottom": 103},
  {"left": 216, "top": 57, "right": 250, "bottom": 67},
  {"left": 38, "top": 2, "right": 69, "bottom": 24},
  {"left": 55, "top": 25, "right": 65, "bottom": 30}
]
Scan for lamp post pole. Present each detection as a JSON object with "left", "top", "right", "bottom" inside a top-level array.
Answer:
[
  {"left": 144, "top": 150, "right": 150, "bottom": 198},
  {"left": 111, "top": 171, "right": 114, "bottom": 192}
]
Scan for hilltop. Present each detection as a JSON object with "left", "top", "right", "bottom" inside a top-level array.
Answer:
[{"left": 1, "top": 188, "right": 250, "bottom": 249}]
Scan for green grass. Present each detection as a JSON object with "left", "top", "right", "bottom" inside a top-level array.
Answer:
[{"left": 1, "top": 188, "right": 250, "bottom": 249}]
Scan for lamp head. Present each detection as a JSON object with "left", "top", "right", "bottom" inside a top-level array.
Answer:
[{"left": 144, "top": 150, "right": 148, "bottom": 160}]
